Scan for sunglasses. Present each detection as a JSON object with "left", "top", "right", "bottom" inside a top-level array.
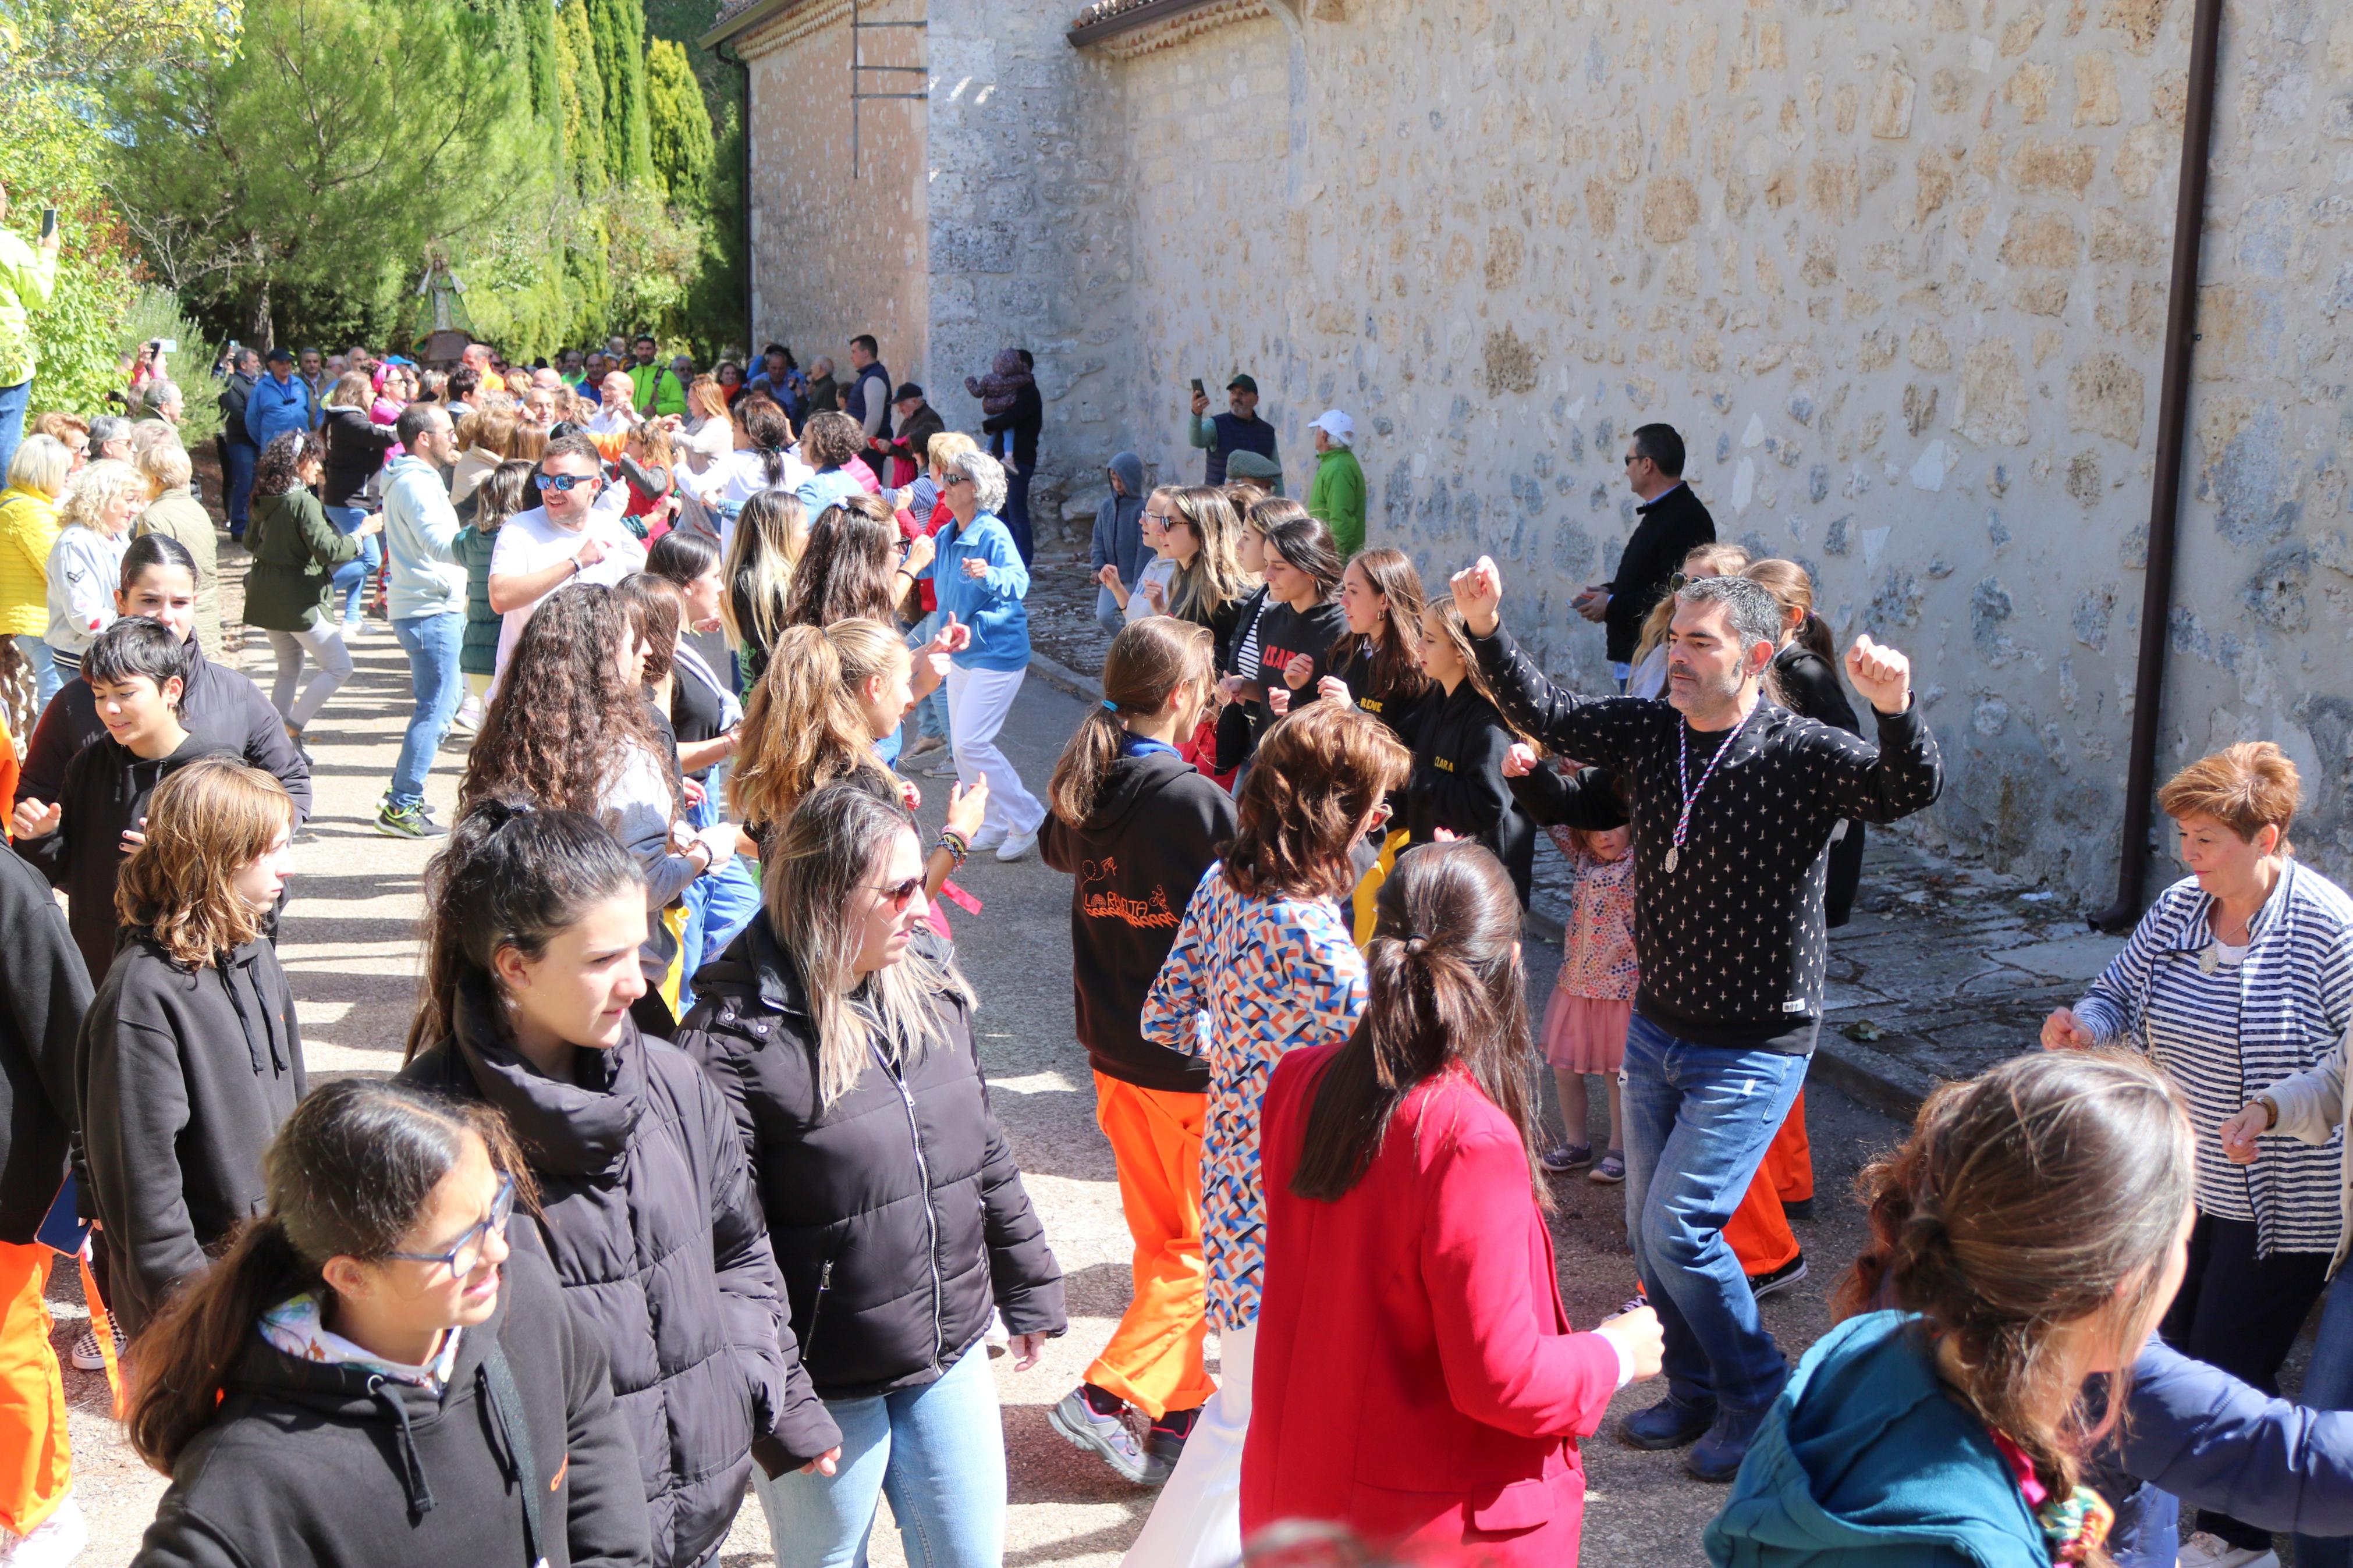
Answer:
[
  {"left": 1667, "top": 572, "right": 1688, "bottom": 591},
  {"left": 538, "top": 471, "right": 599, "bottom": 492},
  {"left": 866, "top": 875, "right": 925, "bottom": 910}
]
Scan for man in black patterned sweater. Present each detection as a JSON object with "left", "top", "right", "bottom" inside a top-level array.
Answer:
[{"left": 1450, "top": 556, "right": 1940, "bottom": 1481}]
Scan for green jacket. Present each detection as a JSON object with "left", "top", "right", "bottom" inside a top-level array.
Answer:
[
  {"left": 453, "top": 522, "right": 501, "bottom": 677},
  {"left": 0, "top": 228, "right": 59, "bottom": 388},
  {"left": 1307, "top": 445, "right": 1366, "bottom": 560},
  {"left": 629, "top": 362, "right": 687, "bottom": 418},
  {"left": 243, "top": 490, "right": 361, "bottom": 632}
]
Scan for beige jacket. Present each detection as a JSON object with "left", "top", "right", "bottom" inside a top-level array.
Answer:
[
  {"left": 2260, "top": 1021, "right": 2353, "bottom": 1276},
  {"left": 136, "top": 489, "right": 224, "bottom": 654}
]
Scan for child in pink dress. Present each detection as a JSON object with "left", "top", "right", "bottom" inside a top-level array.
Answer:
[{"left": 1536, "top": 822, "right": 1635, "bottom": 1183}]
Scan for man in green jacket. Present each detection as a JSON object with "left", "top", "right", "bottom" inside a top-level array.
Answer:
[
  {"left": 0, "top": 183, "right": 62, "bottom": 481},
  {"left": 1305, "top": 408, "right": 1366, "bottom": 560},
  {"left": 627, "top": 334, "right": 688, "bottom": 418}
]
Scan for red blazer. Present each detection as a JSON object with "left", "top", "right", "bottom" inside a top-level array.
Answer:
[{"left": 1242, "top": 1048, "right": 1621, "bottom": 1567}]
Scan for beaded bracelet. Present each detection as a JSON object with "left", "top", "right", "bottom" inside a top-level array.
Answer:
[{"left": 936, "top": 829, "right": 971, "bottom": 867}]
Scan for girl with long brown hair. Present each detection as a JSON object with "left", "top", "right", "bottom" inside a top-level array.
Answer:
[
  {"left": 1246, "top": 842, "right": 1664, "bottom": 1567},
  {"left": 784, "top": 494, "right": 911, "bottom": 631},
  {"left": 1038, "top": 619, "right": 1234, "bottom": 1483},
  {"left": 1213, "top": 506, "right": 1346, "bottom": 776},
  {"left": 1126, "top": 701, "right": 1410, "bottom": 1568},
  {"left": 719, "top": 489, "right": 807, "bottom": 691},
  {"left": 1404, "top": 593, "right": 1538, "bottom": 904},
  {"left": 1318, "top": 546, "right": 1432, "bottom": 938}
]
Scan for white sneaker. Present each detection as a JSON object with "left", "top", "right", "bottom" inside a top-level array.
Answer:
[
  {"left": 1, "top": 1494, "right": 87, "bottom": 1568},
  {"left": 966, "top": 824, "right": 1008, "bottom": 853},
  {"left": 2176, "top": 1532, "right": 2279, "bottom": 1568},
  {"left": 69, "top": 1325, "right": 120, "bottom": 1373},
  {"left": 994, "top": 828, "right": 1038, "bottom": 862}
]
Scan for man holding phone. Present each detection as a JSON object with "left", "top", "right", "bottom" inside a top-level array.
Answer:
[
  {"left": 1187, "top": 372, "right": 1280, "bottom": 489},
  {"left": 0, "top": 183, "right": 62, "bottom": 482}
]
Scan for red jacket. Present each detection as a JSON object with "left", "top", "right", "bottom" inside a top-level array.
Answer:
[{"left": 1243, "top": 1049, "right": 1622, "bottom": 1567}]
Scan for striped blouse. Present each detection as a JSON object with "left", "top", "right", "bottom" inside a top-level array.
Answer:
[{"left": 2076, "top": 862, "right": 2353, "bottom": 1256}]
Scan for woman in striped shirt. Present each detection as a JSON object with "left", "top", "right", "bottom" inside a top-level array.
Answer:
[{"left": 2045, "top": 741, "right": 2353, "bottom": 1568}]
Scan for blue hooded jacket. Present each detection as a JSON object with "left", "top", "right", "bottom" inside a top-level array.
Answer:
[
  {"left": 920, "top": 508, "right": 1029, "bottom": 673},
  {"left": 1089, "top": 452, "right": 1148, "bottom": 588},
  {"left": 1706, "top": 1311, "right": 2050, "bottom": 1568}
]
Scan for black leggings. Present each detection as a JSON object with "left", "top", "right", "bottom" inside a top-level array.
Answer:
[{"left": 2160, "top": 1214, "right": 2331, "bottom": 1549}]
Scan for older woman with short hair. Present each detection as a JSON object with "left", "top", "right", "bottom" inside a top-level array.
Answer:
[
  {"left": 133, "top": 439, "right": 222, "bottom": 653},
  {"left": 0, "top": 433, "right": 73, "bottom": 712},
  {"left": 2046, "top": 739, "right": 2353, "bottom": 1565},
  {"left": 918, "top": 449, "right": 1044, "bottom": 861}
]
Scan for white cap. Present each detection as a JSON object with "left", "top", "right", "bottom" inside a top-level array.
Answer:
[{"left": 1308, "top": 408, "right": 1354, "bottom": 445}]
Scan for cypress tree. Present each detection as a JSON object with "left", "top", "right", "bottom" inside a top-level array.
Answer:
[
  {"left": 587, "top": 0, "right": 655, "bottom": 187},
  {"left": 645, "top": 38, "right": 714, "bottom": 209},
  {"left": 555, "top": 0, "right": 608, "bottom": 194}
]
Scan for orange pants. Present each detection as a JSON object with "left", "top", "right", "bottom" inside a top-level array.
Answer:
[
  {"left": 1088, "top": 1073, "right": 1218, "bottom": 1420},
  {"left": 0, "top": 1242, "right": 69, "bottom": 1537},
  {"left": 1724, "top": 1091, "right": 1812, "bottom": 1277}
]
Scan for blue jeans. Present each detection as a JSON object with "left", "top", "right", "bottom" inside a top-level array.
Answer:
[
  {"left": 324, "top": 504, "right": 379, "bottom": 625},
  {"left": 10, "top": 634, "right": 62, "bottom": 717},
  {"left": 1621, "top": 1014, "right": 1809, "bottom": 1420},
  {"left": 1094, "top": 585, "right": 1124, "bottom": 639},
  {"left": 905, "top": 614, "right": 951, "bottom": 744},
  {"left": 0, "top": 377, "right": 30, "bottom": 483},
  {"left": 2294, "top": 1273, "right": 2353, "bottom": 1567},
  {"left": 223, "top": 436, "right": 258, "bottom": 532},
  {"left": 389, "top": 613, "right": 463, "bottom": 809},
  {"left": 751, "top": 1339, "right": 1003, "bottom": 1568}
]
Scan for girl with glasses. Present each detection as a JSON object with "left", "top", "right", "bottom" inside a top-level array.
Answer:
[
  {"left": 399, "top": 800, "right": 836, "bottom": 1568},
  {"left": 675, "top": 781, "right": 1064, "bottom": 1568},
  {"left": 126, "top": 1078, "right": 655, "bottom": 1568}
]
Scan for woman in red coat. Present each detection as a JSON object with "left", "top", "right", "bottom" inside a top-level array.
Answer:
[{"left": 1244, "top": 841, "right": 1664, "bottom": 1567}]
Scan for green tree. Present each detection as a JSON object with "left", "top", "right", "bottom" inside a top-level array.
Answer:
[
  {"left": 587, "top": 0, "right": 655, "bottom": 186},
  {"left": 646, "top": 37, "right": 715, "bottom": 209},
  {"left": 555, "top": 0, "right": 609, "bottom": 195}
]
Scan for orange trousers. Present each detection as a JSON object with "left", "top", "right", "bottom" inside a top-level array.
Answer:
[
  {"left": 1088, "top": 1073, "right": 1218, "bottom": 1420},
  {"left": 1724, "top": 1091, "right": 1812, "bottom": 1278},
  {"left": 0, "top": 1242, "right": 69, "bottom": 1537}
]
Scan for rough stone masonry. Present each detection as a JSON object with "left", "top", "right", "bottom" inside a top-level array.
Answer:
[{"left": 713, "top": 0, "right": 2353, "bottom": 900}]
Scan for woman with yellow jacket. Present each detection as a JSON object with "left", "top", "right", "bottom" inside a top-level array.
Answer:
[{"left": 0, "top": 432, "right": 71, "bottom": 714}]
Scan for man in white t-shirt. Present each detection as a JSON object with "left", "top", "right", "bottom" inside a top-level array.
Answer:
[
  {"left": 587, "top": 372, "right": 640, "bottom": 438},
  {"left": 487, "top": 432, "right": 648, "bottom": 677}
]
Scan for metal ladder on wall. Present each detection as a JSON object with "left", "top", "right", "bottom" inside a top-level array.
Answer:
[{"left": 851, "top": 0, "right": 926, "bottom": 177}]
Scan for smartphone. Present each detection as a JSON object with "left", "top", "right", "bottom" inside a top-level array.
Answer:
[
  {"left": 39, "top": 208, "right": 57, "bottom": 240},
  {"left": 1190, "top": 378, "right": 1205, "bottom": 397},
  {"left": 158, "top": 338, "right": 178, "bottom": 353}
]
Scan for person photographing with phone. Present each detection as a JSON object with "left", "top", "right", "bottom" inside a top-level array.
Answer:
[
  {"left": 1187, "top": 374, "right": 1280, "bottom": 490},
  {"left": 0, "top": 184, "right": 62, "bottom": 482}
]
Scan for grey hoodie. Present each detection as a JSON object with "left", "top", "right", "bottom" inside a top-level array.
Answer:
[{"left": 1089, "top": 451, "right": 1149, "bottom": 588}]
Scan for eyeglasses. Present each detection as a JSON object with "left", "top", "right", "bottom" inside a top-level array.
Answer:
[
  {"left": 1142, "top": 512, "right": 1177, "bottom": 525},
  {"left": 865, "top": 875, "right": 925, "bottom": 910},
  {"left": 538, "top": 471, "right": 598, "bottom": 492},
  {"left": 384, "top": 1174, "right": 516, "bottom": 1279}
]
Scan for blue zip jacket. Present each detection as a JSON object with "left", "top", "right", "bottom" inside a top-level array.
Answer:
[
  {"left": 244, "top": 373, "right": 311, "bottom": 449},
  {"left": 1706, "top": 1311, "right": 2049, "bottom": 1567},
  {"left": 920, "top": 509, "right": 1028, "bottom": 673},
  {"left": 2117, "top": 1338, "right": 2353, "bottom": 1535}
]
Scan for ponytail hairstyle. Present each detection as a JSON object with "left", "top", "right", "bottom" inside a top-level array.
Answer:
[
  {"left": 719, "top": 489, "right": 807, "bottom": 657},
  {"left": 785, "top": 495, "right": 902, "bottom": 628},
  {"left": 1744, "top": 557, "right": 1837, "bottom": 663},
  {"left": 120, "top": 530, "right": 201, "bottom": 593},
  {"left": 461, "top": 584, "right": 674, "bottom": 821},
  {"left": 825, "top": 615, "right": 912, "bottom": 710},
  {"left": 1225, "top": 701, "right": 1411, "bottom": 903},
  {"left": 1048, "top": 617, "right": 1216, "bottom": 827},
  {"left": 472, "top": 460, "right": 536, "bottom": 536},
  {"left": 1423, "top": 593, "right": 1533, "bottom": 745},
  {"left": 611, "top": 571, "right": 681, "bottom": 684},
  {"left": 1162, "top": 485, "right": 1252, "bottom": 626},
  {"left": 764, "top": 781, "right": 973, "bottom": 1107},
  {"left": 1632, "top": 541, "right": 1752, "bottom": 663},
  {"left": 127, "top": 1079, "right": 534, "bottom": 1470},
  {"left": 1835, "top": 1049, "right": 2194, "bottom": 1533},
  {"left": 736, "top": 394, "right": 796, "bottom": 488},
  {"left": 1327, "top": 547, "right": 1430, "bottom": 707},
  {"left": 118, "top": 759, "right": 294, "bottom": 969},
  {"left": 406, "top": 799, "right": 647, "bottom": 1058},
  {"left": 729, "top": 624, "right": 896, "bottom": 830},
  {"left": 1290, "top": 842, "right": 1540, "bottom": 1204}
]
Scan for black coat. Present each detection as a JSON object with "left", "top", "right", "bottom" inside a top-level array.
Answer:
[
  {"left": 320, "top": 404, "right": 399, "bottom": 509},
  {"left": 980, "top": 382, "right": 1042, "bottom": 470},
  {"left": 78, "top": 935, "right": 306, "bottom": 1334},
  {"left": 1403, "top": 681, "right": 1535, "bottom": 905},
  {"left": 133, "top": 1232, "right": 652, "bottom": 1568},
  {"left": 1038, "top": 747, "right": 1236, "bottom": 1094},
  {"left": 1604, "top": 483, "right": 1716, "bottom": 664},
  {"left": 15, "top": 732, "right": 232, "bottom": 986},
  {"left": 398, "top": 995, "right": 830, "bottom": 1568},
  {"left": 675, "top": 919, "right": 1066, "bottom": 1399},
  {"left": 19, "top": 639, "right": 314, "bottom": 827},
  {"left": 0, "top": 848, "right": 90, "bottom": 1246},
  {"left": 1216, "top": 597, "right": 1350, "bottom": 771},
  {"left": 1772, "top": 641, "right": 1868, "bottom": 926}
]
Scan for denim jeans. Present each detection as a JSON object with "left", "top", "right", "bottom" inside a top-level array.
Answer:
[
  {"left": 904, "top": 614, "right": 952, "bottom": 744},
  {"left": 1621, "top": 1014, "right": 1808, "bottom": 1420},
  {"left": 223, "top": 437, "right": 258, "bottom": 532},
  {"left": 324, "top": 504, "right": 380, "bottom": 625},
  {"left": 679, "top": 859, "right": 760, "bottom": 1016},
  {"left": 10, "top": 634, "right": 61, "bottom": 717},
  {"left": 2294, "top": 1272, "right": 2353, "bottom": 1567},
  {"left": 389, "top": 613, "right": 463, "bottom": 809},
  {"left": 0, "top": 377, "right": 30, "bottom": 483},
  {"left": 751, "top": 1339, "right": 1004, "bottom": 1568},
  {"left": 1094, "top": 585, "right": 1124, "bottom": 639}
]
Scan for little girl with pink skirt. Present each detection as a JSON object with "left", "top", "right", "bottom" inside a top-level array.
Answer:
[{"left": 1536, "top": 820, "right": 1637, "bottom": 1183}]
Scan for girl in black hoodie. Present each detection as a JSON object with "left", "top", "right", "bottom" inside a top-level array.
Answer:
[
  {"left": 1038, "top": 617, "right": 1234, "bottom": 1484},
  {"left": 128, "top": 1078, "right": 651, "bottom": 1568},
  {"left": 1316, "top": 547, "right": 1433, "bottom": 941},
  {"left": 76, "top": 756, "right": 303, "bottom": 1337},
  {"left": 1404, "top": 593, "right": 1536, "bottom": 905},
  {"left": 1214, "top": 505, "right": 1347, "bottom": 776}
]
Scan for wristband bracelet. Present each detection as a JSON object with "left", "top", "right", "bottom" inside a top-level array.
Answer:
[{"left": 936, "top": 829, "right": 970, "bottom": 867}]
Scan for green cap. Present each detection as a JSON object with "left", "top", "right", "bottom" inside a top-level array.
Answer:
[{"left": 1226, "top": 373, "right": 1258, "bottom": 395}]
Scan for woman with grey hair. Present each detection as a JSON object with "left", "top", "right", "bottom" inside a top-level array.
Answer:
[
  {"left": 918, "top": 448, "right": 1048, "bottom": 861},
  {"left": 42, "top": 457, "right": 144, "bottom": 677}
]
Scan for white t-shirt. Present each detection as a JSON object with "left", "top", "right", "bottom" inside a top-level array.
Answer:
[
  {"left": 693, "top": 448, "right": 815, "bottom": 546},
  {"left": 488, "top": 504, "right": 648, "bottom": 675}
]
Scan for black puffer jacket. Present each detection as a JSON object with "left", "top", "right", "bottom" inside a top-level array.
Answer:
[
  {"left": 320, "top": 403, "right": 399, "bottom": 509},
  {"left": 133, "top": 1231, "right": 650, "bottom": 1568},
  {"left": 676, "top": 918, "right": 1066, "bottom": 1400},
  {"left": 398, "top": 990, "right": 836, "bottom": 1568},
  {"left": 0, "top": 848, "right": 89, "bottom": 1246}
]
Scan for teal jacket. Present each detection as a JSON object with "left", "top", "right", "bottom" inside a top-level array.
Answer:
[{"left": 1706, "top": 1311, "right": 2050, "bottom": 1568}]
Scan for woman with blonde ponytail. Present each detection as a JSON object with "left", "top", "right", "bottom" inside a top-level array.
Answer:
[{"left": 1245, "top": 841, "right": 1663, "bottom": 1567}]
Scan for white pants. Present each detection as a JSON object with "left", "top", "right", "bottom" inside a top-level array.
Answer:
[
  {"left": 265, "top": 623, "right": 353, "bottom": 731},
  {"left": 943, "top": 664, "right": 1044, "bottom": 838},
  {"left": 1122, "top": 1321, "right": 1255, "bottom": 1568}
]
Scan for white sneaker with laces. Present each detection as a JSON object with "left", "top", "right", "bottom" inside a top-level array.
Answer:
[
  {"left": 995, "top": 828, "right": 1038, "bottom": 862},
  {"left": 966, "top": 824, "right": 1008, "bottom": 853},
  {"left": 1, "top": 1493, "right": 87, "bottom": 1568},
  {"left": 2175, "top": 1531, "right": 2279, "bottom": 1568}
]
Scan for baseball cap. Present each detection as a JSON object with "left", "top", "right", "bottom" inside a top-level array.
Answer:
[
  {"left": 892, "top": 382, "right": 925, "bottom": 402},
  {"left": 1309, "top": 409, "right": 1355, "bottom": 445},
  {"left": 1226, "top": 374, "right": 1258, "bottom": 395},
  {"left": 264, "top": 347, "right": 293, "bottom": 365}
]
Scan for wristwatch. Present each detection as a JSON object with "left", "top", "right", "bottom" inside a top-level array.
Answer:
[{"left": 2256, "top": 1094, "right": 2280, "bottom": 1131}]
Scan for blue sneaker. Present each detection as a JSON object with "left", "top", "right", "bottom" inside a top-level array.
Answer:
[{"left": 1619, "top": 1396, "right": 1716, "bottom": 1451}]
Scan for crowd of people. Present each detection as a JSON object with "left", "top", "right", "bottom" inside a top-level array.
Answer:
[{"left": 0, "top": 289, "right": 2351, "bottom": 1568}]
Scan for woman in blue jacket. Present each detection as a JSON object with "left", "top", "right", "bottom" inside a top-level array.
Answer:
[{"left": 920, "top": 448, "right": 1045, "bottom": 863}]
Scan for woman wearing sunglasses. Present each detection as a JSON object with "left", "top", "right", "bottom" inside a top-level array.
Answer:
[
  {"left": 675, "top": 781, "right": 1065, "bottom": 1568},
  {"left": 126, "top": 1078, "right": 654, "bottom": 1568},
  {"left": 398, "top": 801, "right": 839, "bottom": 1568}
]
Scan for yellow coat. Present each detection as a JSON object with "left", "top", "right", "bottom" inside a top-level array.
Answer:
[{"left": 0, "top": 483, "right": 62, "bottom": 639}]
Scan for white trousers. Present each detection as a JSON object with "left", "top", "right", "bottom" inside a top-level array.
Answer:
[
  {"left": 1121, "top": 1321, "right": 1255, "bottom": 1568},
  {"left": 943, "top": 664, "right": 1045, "bottom": 838}
]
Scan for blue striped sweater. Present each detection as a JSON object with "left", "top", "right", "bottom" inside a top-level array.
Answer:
[{"left": 2077, "top": 862, "right": 2353, "bottom": 1255}]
